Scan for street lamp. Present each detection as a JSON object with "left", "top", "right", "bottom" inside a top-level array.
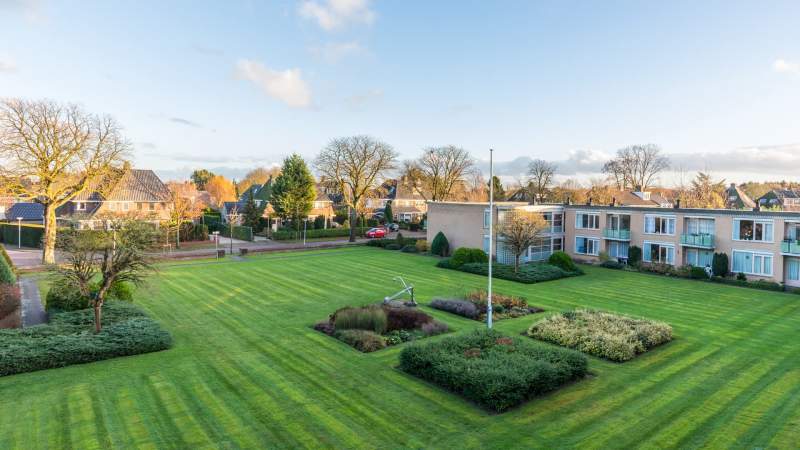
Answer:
[
  {"left": 303, "top": 218, "right": 308, "bottom": 246},
  {"left": 16, "top": 217, "right": 23, "bottom": 249},
  {"left": 212, "top": 231, "right": 220, "bottom": 258}
]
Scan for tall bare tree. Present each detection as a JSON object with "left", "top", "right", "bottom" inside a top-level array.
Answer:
[
  {"left": 527, "top": 159, "right": 557, "bottom": 203},
  {"left": 315, "top": 135, "right": 397, "bottom": 242},
  {"left": 402, "top": 145, "right": 475, "bottom": 201},
  {"left": 495, "top": 211, "right": 548, "bottom": 273},
  {"left": 602, "top": 144, "right": 669, "bottom": 191},
  {"left": 0, "top": 99, "right": 128, "bottom": 264}
]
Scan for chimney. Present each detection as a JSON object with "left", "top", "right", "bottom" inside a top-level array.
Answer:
[
  {"left": 753, "top": 205, "right": 761, "bottom": 212},
  {"left": 610, "top": 197, "right": 617, "bottom": 207},
  {"left": 674, "top": 199, "right": 681, "bottom": 209},
  {"left": 587, "top": 197, "right": 593, "bottom": 206},
  {"left": 565, "top": 196, "right": 572, "bottom": 206}
]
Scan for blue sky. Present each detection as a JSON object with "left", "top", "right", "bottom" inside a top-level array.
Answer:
[{"left": 2, "top": 0, "right": 799, "bottom": 184}]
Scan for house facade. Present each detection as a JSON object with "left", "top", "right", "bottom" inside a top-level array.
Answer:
[
  {"left": 366, "top": 178, "right": 428, "bottom": 222},
  {"left": 57, "top": 168, "right": 172, "bottom": 228},
  {"left": 427, "top": 199, "right": 800, "bottom": 288},
  {"left": 757, "top": 189, "right": 800, "bottom": 211}
]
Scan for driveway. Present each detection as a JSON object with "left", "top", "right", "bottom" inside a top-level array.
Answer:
[{"left": 2, "top": 245, "right": 46, "bottom": 269}]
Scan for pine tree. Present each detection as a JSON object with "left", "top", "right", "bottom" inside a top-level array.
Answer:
[
  {"left": 241, "top": 191, "right": 262, "bottom": 230},
  {"left": 271, "top": 154, "right": 317, "bottom": 232},
  {"left": 384, "top": 200, "right": 393, "bottom": 224}
]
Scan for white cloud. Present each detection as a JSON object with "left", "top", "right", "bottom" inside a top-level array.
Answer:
[
  {"left": 235, "top": 59, "right": 312, "bottom": 108},
  {"left": 299, "top": 0, "right": 375, "bottom": 31},
  {"left": 773, "top": 59, "right": 800, "bottom": 74},
  {"left": 1, "top": 0, "right": 48, "bottom": 23},
  {"left": 311, "top": 41, "right": 364, "bottom": 62},
  {"left": 0, "top": 59, "right": 17, "bottom": 73}
]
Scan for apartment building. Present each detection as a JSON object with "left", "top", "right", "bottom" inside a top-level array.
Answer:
[{"left": 427, "top": 200, "right": 800, "bottom": 287}]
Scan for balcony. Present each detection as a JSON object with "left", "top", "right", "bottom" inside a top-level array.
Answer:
[
  {"left": 681, "top": 233, "right": 715, "bottom": 248},
  {"left": 603, "top": 228, "right": 631, "bottom": 240},
  {"left": 781, "top": 240, "right": 800, "bottom": 255}
]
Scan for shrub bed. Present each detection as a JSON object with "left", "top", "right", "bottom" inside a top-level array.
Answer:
[
  {"left": 527, "top": 309, "right": 673, "bottom": 362},
  {"left": 431, "top": 289, "right": 543, "bottom": 322},
  {"left": 0, "top": 223, "right": 46, "bottom": 248},
  {"left": 449, "top": 247, "right": 488, "bottom": 268},
  {"left": 438, "top": 260, "right": 582, "bottom": 284},
  {"left": 272, "top": 227, "right": 370, "bottom": 240},
  {"left": 314, "top": 304, "right": 449, "bottom": 352},
  {"left": 399, "top": 329, "right": 588, "bottom": 412},
  {"left": 0, "top": 302, "right": 172, "bottom": 376}
]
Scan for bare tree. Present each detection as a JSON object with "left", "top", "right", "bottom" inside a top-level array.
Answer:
[
  {"left": 402, "top": 145, "right": 475, "bottom": 201},
  {"left": 315, "top": 135, "right": 398, "bottom": 242},
  {"left": 602, "top": 144, "right": 669, "bottom": 191},
  {"left": 0, "top": 99, "right": 128, "bottom": 264},
  {"left": 527, "top": 159, "right": 557, "bottom": 203},
  {"left": 495, "top": 211, "right": 548, "bottom": 273}
]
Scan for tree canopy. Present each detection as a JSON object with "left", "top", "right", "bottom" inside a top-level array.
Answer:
[{"left": 271, "top": 154, "right": 316, "bottom": 230}]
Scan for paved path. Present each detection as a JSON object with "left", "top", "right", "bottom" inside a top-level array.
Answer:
[{"left": 19, "top": 277, "right": 47, "bottom": 327}]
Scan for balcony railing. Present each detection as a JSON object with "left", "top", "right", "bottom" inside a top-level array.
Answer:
[
  {"left": 681, "top": 233, "right": 715, "bottom": 248},
  {"left": 603, "top": 228, "right": 631, "bottom": 240},
  {"left": 782, "top": 240, "right": 800, "bottom": 255}
]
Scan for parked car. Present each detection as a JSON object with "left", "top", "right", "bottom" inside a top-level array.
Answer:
[
  {"left": 365, "top": 227, "right": 386, "bottom": 238},
  {"left": 385, "top": 223, "right": 399, "bottom": 232}
]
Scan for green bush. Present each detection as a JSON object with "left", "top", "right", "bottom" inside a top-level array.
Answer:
[
  {"left": 547, "top": 251, "right": 577, "bottom": 272},
  {"left": 400, "top": 245, "right": 418, "bottom": 253},
  {"left": 271, "top": 227, "right": 369, "bottom": 240},
  {"left": 527, "top": 309, "right": 673, "bottom": 362},
  {"left": 448, "top": 262, "right": 581, "bottom": 284},
  {"left": 0, "top": 224, "right": 45, "bottom": 248},
  {"left": 449, "top": 247, "right": 488, "bottom": 268},
  {"left": 333, "top": 306, "right": 388, "bottom": 334},
  {"left": 0, "top": 303, "right": 172, "bottom": 377},
  {"left": 365, "top": 238, "right": 393, "bottom": 248},
  {"left": 628, "top": 246, "right": 642, "bottom": 267},
  {"left": 689, "top": 266, "right": 708, "bottom": 279},
  {"left": 383, "top": 306, "right": 433, "bottom": 331},
  {"left": 219, "top": 225, "right": 254, "bottom": 241},
  {"left": 384, "top": 243, "right": 401, "bottom": 250},
  {"left": 46, "top": 279, "right": 137, "bottom": 312},
  {"left": 0, "top": 245, "right": 15, "bottom": 278},
  {"left": 736, "top": 272, "right": 747, "bottom": 281},
  {"left": 0, "top": 284, "right": 21, "bottom": 323},
  {"left": 600, "top": 260, "right": 624, "bottom": 270},
  {"left": 399, "top": 329, "right": 588, "bottom": 412},
  {"left": 334, "top": 329, "right": 386, "bottom": 352},
  {"left": 712, "top": 253, "right": 729, "bottom": 277},
  {"left": 710, "top": 276, "right": 784, "bottom": 292},
  {"left": 0, "top": 251, "right": 15, "bottom": 285},
  {"left": 430, "top": 232, "right": 449, "bottom": 257},
  {"left": 415, "top": 240, "right": 428, "bottom": 253}
]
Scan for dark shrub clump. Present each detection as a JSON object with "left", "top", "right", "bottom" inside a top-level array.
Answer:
[
  {"left": 383, "top": 306, "right": 432, "bottom": 331},
  {"left": 449, "top": 247, "right": 488, "bottom": 268},
  {"left": 430, "top": 298, "right": 479, "bottom": 319},
  {"left": 430, "top": 232, "right": 449, "bottom": 257},
  {"left": 384, "top": 243, "right": 402, "bottom": 251},
  {"left": 712, "top": 253, "right": 729, "bottom": 277},
  {"left": 628, "top": 246, "right": 642, "bottom": 267},
  {"left": 334, "top": 329, "right": 386, "bottom": 352},
  {"left": 456, "top": 262, "right": 581, "bottom": 284},
  {"left": 400, "top": 245, "right": 418, "bottom": 253},
  {"left": 548, "top": 251, "right": 577, "bottom": 272},
  {"left": 399, "top": 329, "right": 587, "bottom": 412}
]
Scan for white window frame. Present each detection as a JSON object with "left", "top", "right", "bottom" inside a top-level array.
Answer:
[
  {"left": 643, "top": 241, "right": 676, "bottom": 265},
  {"left": 732, "top": 218, "right": 774, "bottom": 243},
  {"left": 575, "top": 236, "right": 600, "bottom": 256},
  {"left": 644, "top": 214, "right": 676, "bottom": 236},
  {"left": 483, "top": 210, "right": 491, "bottom": 229},
  {"left": 75, "top": 202, "right": 86, "bottom": 211},
  {"left": 575, "top": 211, "right": 600, "bottom": 230},
  {"left": 732, "top": 249, "right": 773, "bottom": 276}
]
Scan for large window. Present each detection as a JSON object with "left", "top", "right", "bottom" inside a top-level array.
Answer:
[
  {"left": 543, "top": 212, "right": 564, "bottom": 233},
  {"left": 607, "top": 240, "right": 629, "bottom": 259},
  {"left": 733, "top": 218, "right": 773, "bottom": 242},
  {"left": 643, "top": 242, "right": 675, "bottom": 265},
  {"left": 685, "top": 218, "right": 714, "bottom": 235},
  {"left": 575, "top": 236, "right": 599, "bottom": 256},
  {"left": 732, "top": 250, "right": 773, "bottom": 276},
  {"left": 552, "top": 237, "right": 563, "bottom": 252},
  {"left": 607, "top": 214, "right": 630, "bottom": 231},
  {"left": 787, "top": 258, "right": 800, "bottom": 281},
  {"left": 644, "top": 215, "right": 676, "bottom": 235},
  {"left": 685, "top": 248, "right": 713, "bottom": 267},
  {"left": 575, "top": 212, "right": 599, "bottom": 230},
  {"left": 528, "top": 237, "right": 552, "bottom": 261}
]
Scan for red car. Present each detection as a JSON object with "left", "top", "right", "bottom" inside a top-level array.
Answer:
[{"left": 366, "top": 227, "right": 386, "bottom": 238}]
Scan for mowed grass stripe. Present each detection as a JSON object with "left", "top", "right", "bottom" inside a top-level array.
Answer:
[{"left": 2, "top": 247, "right": 799, "bottom": 448}]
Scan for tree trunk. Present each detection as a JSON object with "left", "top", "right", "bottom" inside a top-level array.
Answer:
[
  {"left": 514, "top": 254, "right": 520, "bottom": 273},
  {"left": 42, "top": 203, "right": 58, "bottom": 265},
  {"left": 348, "top": 206, "right": 356, "bottom": 242},
  {"left": 93, "top": 300, "right": 103, "bottom": 333}
]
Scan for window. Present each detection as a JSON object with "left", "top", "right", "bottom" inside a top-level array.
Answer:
[
  {"left": 575, "top": 212, "right": 599, "bottom": 230},
  {"left": 108, "top": 202, "right": 116, "bottom": 211},
  {"left": 122, "top": 202, "right": 130, "bottom": 211},
  {"left": 607, "top": 214, "right": 630, "bottom": 231},
  {"left": 575, "top": 236, "right": 599, "bottom": 256},
  {"left": 483, "top": 210, "right": 491, "bottom": 229},
  {"left": 734, "top": 219, "right": 773, "bottom": 242},
  {"left": 607, "top": 241, "right": 629, "bottom": 259},
  {"left": 552, "top": 213, "right": 563, "bottom": 232},
  {"left": 528, "top": 237, "right": 552, "bottom": 261},
  {"left": 685, "top": 218, "right": 714, "bottom": 235},
  {"left": 75, "top": 202, "right": 86, "bottom": 211},
  {"left": 732, "top": 250, "right": 773, "bottom": 276},
  {"left": 685, "top": 248, "right": 713, "bottom": 267},
  {"left": 552, "top": 237, "right": 563, "bottom": 252},
  {"left": 644, "top": 215, "right": 676, "bottom": 235},
  {"left": 643, "top": 242, "right": 675, "bottom": 265},
  {"left": 786, "top": 259, "right": 800, "bottom": 281}
]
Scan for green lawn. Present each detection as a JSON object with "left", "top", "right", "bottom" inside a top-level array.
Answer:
[{"left": 1, "top": 247, "right": 799, "bottom": 449}]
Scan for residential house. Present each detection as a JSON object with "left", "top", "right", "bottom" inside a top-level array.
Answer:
[
  {"left": 5, "top": 202, "right": 44, "bottom": 224},
  {"left": 724, "top": 183, "right": 756, "bottom": 209},
  {"left": 366, "top": 177, "right": 428, "bottom": 222},
  {"left": 427, "top": 200, "right": 800, "bottom": 288},
  {"left": 57, "top": 168, "right": 172, "bottom": 229},
  {"left": 0, "top": 196, "right": 15, "bottom": 221},
  {"left": 238, "top": 179, "right": 273, "bottom": 208},
  {"left": 757, "top": 189, "right": 800, "bottom": 211}
]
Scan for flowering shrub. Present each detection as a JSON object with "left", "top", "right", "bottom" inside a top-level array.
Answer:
[
  {"left": 431, "top": 290, "right": 543, "bottom": 322},
  {"left": 527, "top": 309, "right": 673, "bottom": 362}
]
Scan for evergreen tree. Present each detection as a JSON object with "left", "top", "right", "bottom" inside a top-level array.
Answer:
[
  {"left": 241, "top": 191, "right": 262, "bottom": 230},
  {"left": 490, "top": 176, "right": 506, "bottom": 201},
  {"left": 271, "top": 154, "right": 317, "bottom": 232},
  {"left": 384, "top": 200, "right": 394, "bottom": 224}
]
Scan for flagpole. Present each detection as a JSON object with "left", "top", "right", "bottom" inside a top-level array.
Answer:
[{"left": 487, "top": 148, "right": 494, "bottom": 329}]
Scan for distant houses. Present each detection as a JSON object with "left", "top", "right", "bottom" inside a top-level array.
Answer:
[
  {"left": 724, "top": 183, "right": 756, "bottom": 210},
  {"left": 757, "top": 189, "right": 800, "bottom": 211},
  {"left": 366, "top": 177, "right": 427, "bottom": 222}
]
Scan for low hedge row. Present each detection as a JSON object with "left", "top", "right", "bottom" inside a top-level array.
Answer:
[
  {"left": 527, "top": 309, "right": 673, "bottom": 362},
  {"left": 438, "top": 259, "right": 582, "bottom": 284},
  {"left": 272, "top": 227, "right": 370, "bottom": 240},
  {"left": 399, "top": 329, "right": 588, "bottom": 412},
  {"left": 0, "top": 223, "right": 46, "bottom": 248},
  {"left": 0, "top": 303, "right": 172, "bottom": 376}
]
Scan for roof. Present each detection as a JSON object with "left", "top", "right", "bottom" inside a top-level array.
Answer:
[
  {"left": 373, "top": 178, "right": 427, "bottom": 201},
  {"left": 609, "top": 191, "right": 673, "bottom": 207},
  {"left": 6, "top": 202, "right": 44, "bottom": 221},
  {"left": 315, "top": 190, "right": 332, "bottom": 202},
  {"left": 762, "top": 189, "right": 800, "bottom": 200},
  {"left": 222, "top": 201, "right": 247, "bottom": 212},
  {"left": 73, "top": 169, "right": 171, "bottom": 203},
  {"left": 393, "top": 205, "right": 426, "bottom": 214},
  {"left": 725, "top": 184, "right": 756, "bottom": 209}
]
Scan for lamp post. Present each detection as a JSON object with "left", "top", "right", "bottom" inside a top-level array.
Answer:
[
  {"left": 212, "top": 231, "right": 220, "bottom": 258},
  {"left": 487, "top": 148, "right": 494, "bottom": 329},
  {"left": 16, "top": 217, "right": 23, "bottom": 249},
  {"left": 303, "top": 218, "right": 308, "bottom": 246}
]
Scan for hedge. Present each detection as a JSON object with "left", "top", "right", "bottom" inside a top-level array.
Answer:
[
  {"left": 219, "top": 225, "right": 254, "bottom": 241},
  {"left": 438, "top": 260, "right": 582, "bottom": 284},
  {"left": 271, "top": 227, "right": 370, "bottom": 240},
  {"left": 0, "top": 223, "right": 45, "bottom": 248},
  {"left": 449, "top": 247, "right": 488, "bottom": 268},
  {"left": 0, "top": 302, "right": 172, "bottom": 376},
  {"left": 430, "top": 232, "right": 449, "bottom": 256},
  {"left": 0, "top": 249, "right": 15, "bottom": 285},
  {"left": 399, "top": 329, "right": 587, "bottom": 412}
]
